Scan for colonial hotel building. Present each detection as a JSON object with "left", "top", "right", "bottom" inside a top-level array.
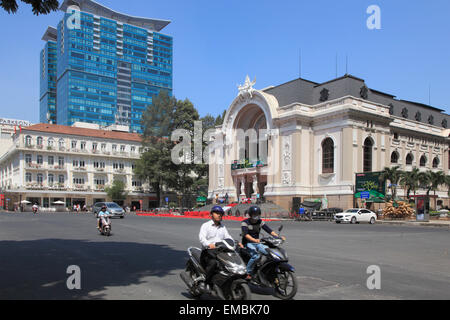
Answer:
[
  {"left": 208, "top": 75, "right": 450, "bottom": 211},
  {"left": 0, "top": 122, "right": 156, "bottom": 210}
]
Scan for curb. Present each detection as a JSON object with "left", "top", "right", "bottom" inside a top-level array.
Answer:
[{"left": 377, "top": 220, "right": 450, "bottom": 228}]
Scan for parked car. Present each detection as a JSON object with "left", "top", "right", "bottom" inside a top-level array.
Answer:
[
  {"left": 93, "top": 202, "right": 125, "bottom": 218},
  {"left": 334, "top": 208, "right": 377, "bottom": 224}
]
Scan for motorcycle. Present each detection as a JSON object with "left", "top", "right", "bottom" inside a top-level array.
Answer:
[
  {"left": 180, "top": 239, "right": 251, "bottom": 300},
  {"left": 98, "top": 214, "right": 112, "bottom": 236},
  {"left": 32, "top": 206, "right": 38, "bottom": 214},
  {"left": 238, "top": 226, "right": 298, "bottom": 300}
]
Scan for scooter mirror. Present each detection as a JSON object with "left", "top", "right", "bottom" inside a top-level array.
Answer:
[{"left": 278, "top": 225, "right": 283, "bottom": 232}]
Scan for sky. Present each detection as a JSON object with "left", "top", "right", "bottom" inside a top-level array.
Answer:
[{"left": 0, "top": 0, "right": 449, "bottom": 123}]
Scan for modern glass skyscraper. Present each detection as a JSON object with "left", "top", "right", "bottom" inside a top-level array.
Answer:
[
  {"left": 40, "top": 27, "right": 58, "bottom": 124},
  {"left": 40, "top": 0, "right": 173, "bottom": 133}
]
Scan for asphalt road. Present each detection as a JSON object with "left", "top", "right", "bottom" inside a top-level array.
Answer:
[{"left": 0, "top": 211, "right": 449, "bottom": 300}]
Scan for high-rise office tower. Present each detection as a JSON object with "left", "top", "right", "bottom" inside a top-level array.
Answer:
[
  {"left": 40, "top": 0, "right": 173, "bottom": 133},
  {"left": 40, "top": 27, "right": 58, "bottom": 124}
]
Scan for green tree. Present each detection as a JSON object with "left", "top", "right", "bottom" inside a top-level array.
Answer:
[
  {"left": 427, "top": 170, "right": 446, "bottom": 210},
  {"left": 399, "top": 168, "right": 420, "bottom": 200},
  {"left": 1, "top": 0, "right": 59, "bottom": 15},
  {"left": 136, "top": 90, "right": 178, "bottom": 207},
  {"left": 214, "top": 110, "right": 227, "bottom": 126},
  {"left": 105, "top": 180, "right": 127, "bottom": 203},
  {"left": 380, "top": 166, "right": 403, "bottom": 202},
  {"left": 169, "top": 98, "right": 200, "bottom": 206}
]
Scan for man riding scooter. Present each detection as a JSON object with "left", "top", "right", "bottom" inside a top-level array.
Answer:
[
  {"left": 241, "top": 206, "right": 285, "bottom": 279},
  {"left": 198, "top": 205, "right": 234, "bottom": 291}
]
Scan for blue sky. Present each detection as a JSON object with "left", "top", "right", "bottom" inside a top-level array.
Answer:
[{"left": 0, "top": 0, "right": 449, "bottom": 122}]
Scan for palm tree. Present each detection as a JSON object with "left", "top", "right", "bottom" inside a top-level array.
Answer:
[
  {"left": 418, "top": 170, "right": 446, "bottom": 210},
  {"left": 399, "top": 168, "right": 420, "bottom": 200},
  {"left": 380, "top": 166, "right": 403, "bottom": 202},
  {"left": 444, "top": 175, "right": 450, "bottom": 198}
]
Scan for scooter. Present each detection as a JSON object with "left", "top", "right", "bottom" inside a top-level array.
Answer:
[
  {"left": 238, "top": 226, "right": 298, "bottom": 300},
  {"left": 32, "top": 206, "right": 39, "bottom": 214},
  {"left": 180, "top": 239, "right": 251, "bottom": 300},
  {"left": 98, "top": 215, "right": 112, "bottom": 236}
]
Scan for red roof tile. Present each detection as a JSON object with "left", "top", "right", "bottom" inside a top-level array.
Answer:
[{"left": 22, "top": 123, "right": 142, "bottom": 142}]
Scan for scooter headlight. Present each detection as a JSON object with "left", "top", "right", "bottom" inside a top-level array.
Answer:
[
  {"left": 225, "top": 263, "right": 246, "bottom": 275},
  {"left": 269, "top": 251, "right": 282, "bottom": 260}
]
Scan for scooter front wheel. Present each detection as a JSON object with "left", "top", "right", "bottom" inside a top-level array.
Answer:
[
  {"left": 230, "top": 281, "right": 251, "bottom": 300},
  {"left": 273, "top": 271, "right": 297, "bottom": 300}
]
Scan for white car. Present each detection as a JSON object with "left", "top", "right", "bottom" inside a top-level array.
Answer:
[{"left": 334, "top": 208, "right": 377, "bottom": 224}]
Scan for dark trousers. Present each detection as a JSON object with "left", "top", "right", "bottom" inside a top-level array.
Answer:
[{"left": 200, "top": 248, "right": 219, "bottom": 284}]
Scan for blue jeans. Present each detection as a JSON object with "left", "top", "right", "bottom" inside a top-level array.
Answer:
[{"left": 246, "top": 243, "right": 268, "bottom": 274}]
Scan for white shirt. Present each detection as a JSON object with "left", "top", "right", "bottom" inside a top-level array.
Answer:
[{"left": 199, "top": 220, "right": 232, "bottom": 249}]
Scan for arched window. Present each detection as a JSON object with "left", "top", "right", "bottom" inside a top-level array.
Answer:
[
  {"left": 322, "top": 138, "right": 334, "bottom": 173},
  {"left": 406, "top": 153, "right": 413, "bottom": 165},
  {"left": 390, "top": 151, "right": 399, "bottom": 164},
  {"left": 363, "top": 138, "right": 373, "bottom": 172},
  {"left": 25, "top": 135, "right": 32, "bottom": 146},
  {"left": 37, "top": 136, "right": 43, "bottom": 146},
  {"left": 420, "top": 155, "right": 427, "bottom": 167},
  {"left": 37, "top": 173, "right": 43, "bottom": 184},
  {"left": 48, "top": 174, "right": 54, "bottom": 184},
  {"left": 432, "top": 157, "right": 439, "bottom": 169},
  {"left": 59, "top": 138, "right": 65, "bottom": 149}
]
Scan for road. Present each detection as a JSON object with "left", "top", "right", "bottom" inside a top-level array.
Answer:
[{"left": 0, "top": 211, "right": 449, "bottom": 300}]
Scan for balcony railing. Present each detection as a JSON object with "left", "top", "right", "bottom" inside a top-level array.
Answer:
[
  {"left": 73, "top": 184, "right": 89, "bottom": 191},
  {"left": 26, "top": 163, "right": 43, "bottom": 169},
  {"left": 73, "top": 167, "right": 87, "bottom": 171},
  {"left": 95, "top": 185, "right": 105, "bottom": 192}
]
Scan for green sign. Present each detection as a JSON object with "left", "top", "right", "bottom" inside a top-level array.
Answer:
[
  {"left": 196, "top": 196, "right": 207, "bottom": 203},
  {"left": 355, "top": 171, "right": 386, "bottom": 198}
]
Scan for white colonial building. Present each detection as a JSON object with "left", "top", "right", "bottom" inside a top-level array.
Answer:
[
  {"left": 208, "top": 75, "right": 450, "bottom": 211},
  {"left": 0, "top": 122, "right": 157, "bottom": 210},
  {"left": 0, "top": 118, "right": 33, "bottom": 158}
]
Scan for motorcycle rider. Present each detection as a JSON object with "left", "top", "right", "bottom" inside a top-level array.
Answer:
[
  {"left": 198, "top": 205, "right": 233, "bottom": 290},
  {"left": 97, "top": 205, "right": 110, "bottom": 231},
  {"left": 241, "top": 206, "right": 285, "bottom": 279},
  {"left": 32, "top": 203, "right": 39, "bottom": 214}
]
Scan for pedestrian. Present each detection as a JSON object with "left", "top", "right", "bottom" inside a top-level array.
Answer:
[
  {"left": 215, "top": 194, "right": 219, "bottom": 204},
  {"left": 225, "top": 193, "right": 229, "bottom": 205},
  {"left": 73, "top": 204, "right": 76, "bottom": 213}
]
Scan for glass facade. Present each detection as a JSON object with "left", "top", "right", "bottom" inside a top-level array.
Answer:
[
  {"left": 42, "top": 5, "right": 172, "bottom": 133},
  {"left": 40, "top": 41, "right": 57, "bottom": 124}
]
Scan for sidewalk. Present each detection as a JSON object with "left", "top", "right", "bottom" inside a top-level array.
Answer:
[{"left": 377, "top": 219, "right": 450, "bottom": 228}]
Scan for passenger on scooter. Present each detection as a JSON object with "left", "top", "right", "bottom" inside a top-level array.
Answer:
[
  {"left": 198, "top": 205, "right": 233, "bottom": 289},
  {"left": 241, "top": 206, "right": 285, "bottom": 279},
  {"left": 97, "top": 205, "right": 110, "bottom": 230}
]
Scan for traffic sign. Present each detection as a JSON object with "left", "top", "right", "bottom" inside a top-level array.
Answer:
[{"left": 360, "top": 192, "right": 370, "bottom": 199}]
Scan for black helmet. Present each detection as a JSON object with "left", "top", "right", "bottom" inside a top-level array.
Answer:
[
  {"left": 248, "top": 206, "right": 261, "bottom": 217},
  {"left": 211, "top": 205, "right": 224, "bottom": 215}
]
